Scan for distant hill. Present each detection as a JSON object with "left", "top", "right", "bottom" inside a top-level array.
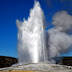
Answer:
[
  {"left": 61, "top": 57, "right": 72, "bottom": 66},
  {"left": 0, "top": 56, "right": 72, "bottom": 68},
  {"left": 0, "top": 56, "right": 18, "bottom": 68},
  {"left": 57, "top": 57, "right": 72, "bottom": 66}
]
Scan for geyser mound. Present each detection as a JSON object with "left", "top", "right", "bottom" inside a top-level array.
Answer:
[{"left": 16, "top": 1, "right": 72, "bottom": 64}]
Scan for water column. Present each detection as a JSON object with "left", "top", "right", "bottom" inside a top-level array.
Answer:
[{"left": 16, "top": 1, "right": 47, "bottom": 64}]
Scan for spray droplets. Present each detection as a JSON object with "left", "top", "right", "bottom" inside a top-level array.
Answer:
[
  {"left": 16, "top": 1, "right": 46, "bottom": 64},
  {"left": 16, "top": 1, "right": 72, "bottom": 64}
]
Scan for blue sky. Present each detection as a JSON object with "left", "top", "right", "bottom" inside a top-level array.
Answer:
[{"left": 0, "top": 0, "right": 72, "bottom": 58}]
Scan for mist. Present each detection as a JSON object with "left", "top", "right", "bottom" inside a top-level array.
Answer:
[
  {"left": 47, "top": 11, "right": 72, "bottom": 63},
  {"left": 16, "top": 1, "right": 47, "bottom": 64},
  {"left": 16, "top": 1, "right": 72, "bottom": 64}
]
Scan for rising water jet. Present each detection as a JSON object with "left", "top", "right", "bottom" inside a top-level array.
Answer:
[
  {"left": 16, "top": 1, "right": 47, "bottom": 64},
  {"left": 16, "top": 1, "right": 72, "bottom": 64}
]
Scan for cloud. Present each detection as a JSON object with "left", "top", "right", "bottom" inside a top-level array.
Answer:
[
  {"left": 52, "top": 11, "right": 72, "bottom": 31},
  {"left": 47, "top": 11, "right": 72, "bottom": 62}
]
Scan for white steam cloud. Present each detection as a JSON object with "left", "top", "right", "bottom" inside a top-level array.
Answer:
[
  {"left": 47, "top": 11, "right": 72, "bottom": 62},
  {"left": 16, "top": 1, "right": 72, "bottom": 64}
]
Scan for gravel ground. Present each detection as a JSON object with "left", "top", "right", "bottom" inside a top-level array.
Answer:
[{"left": 0, "top": 63, "right": 72, "bottom": 72}]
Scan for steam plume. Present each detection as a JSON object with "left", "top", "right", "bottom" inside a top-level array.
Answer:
[
  {"left": 16, "top": 1, "right": 72, "bottom": 64},
  {"left": 47, "top": 11, "right": 72, "bottom": 62}
]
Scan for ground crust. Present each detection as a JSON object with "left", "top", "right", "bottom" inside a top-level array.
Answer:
[{"left": 0, "top": 63, "right": 72, "bottom": 72}]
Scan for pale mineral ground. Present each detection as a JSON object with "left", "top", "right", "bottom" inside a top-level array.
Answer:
[{"left": 0, "top": 63, "right": 72, "bottom": 72}]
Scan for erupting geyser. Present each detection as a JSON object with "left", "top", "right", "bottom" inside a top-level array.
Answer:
[
  {"left": 16, "top": 1, "right": 72, "bottom": 64},
  {"left": 16, "top": 1, "right": 47, "bottom": 64}
]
